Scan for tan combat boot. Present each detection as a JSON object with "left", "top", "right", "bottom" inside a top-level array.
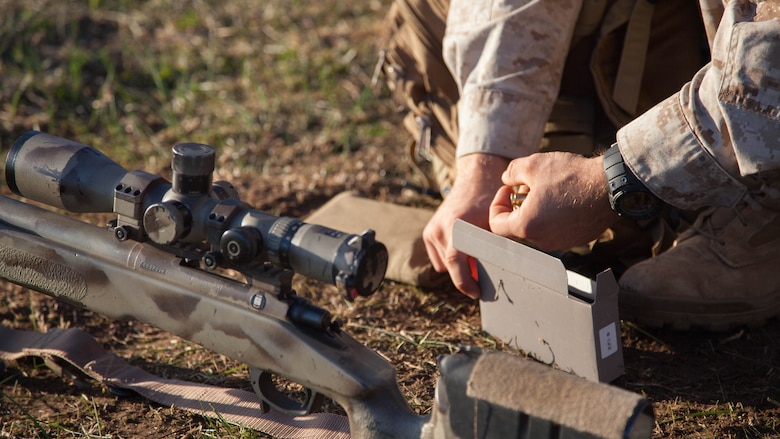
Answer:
[{"left": 618, "top": 197, "right": 780, "bottom": 331}]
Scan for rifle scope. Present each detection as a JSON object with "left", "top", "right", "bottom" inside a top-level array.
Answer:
[{"left": 5, "top": 131, "right": 387, "bottom": 299}]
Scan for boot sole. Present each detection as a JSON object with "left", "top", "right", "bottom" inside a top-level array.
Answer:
[
  {"left": 619, "top": 290, "right": 780, "bottom": 332},
  {"left": 628, "top": 313, "right": 773, "bottom": 332}
]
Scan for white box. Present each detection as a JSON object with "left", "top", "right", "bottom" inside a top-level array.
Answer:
[{"left": 452, "top": 220, "right": 624, "bottom": 383}]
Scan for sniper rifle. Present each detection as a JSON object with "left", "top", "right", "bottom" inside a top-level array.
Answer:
[{"left": 0, "top": 131, "right": 654, "bottom": 438}]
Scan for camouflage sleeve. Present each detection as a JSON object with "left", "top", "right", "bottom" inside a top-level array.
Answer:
[
  {"left": 617, "top": 0, "right": 780, "bottom": 210},
  {"left": 442, "top": 0, "right": 582, "bottom": 160}
]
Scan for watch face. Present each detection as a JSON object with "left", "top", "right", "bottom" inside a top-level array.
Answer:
[{"left": 616, "top": 192, "right": 660, "bottom": 217}]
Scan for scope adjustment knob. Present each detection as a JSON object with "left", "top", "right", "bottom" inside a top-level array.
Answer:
[
  {"left": 171, "top": 142, "right": 215, "bottom": 196},
  {"left": 143, "top": 201, "right": 191, "bottom": 245},
  {"left": 220, "top": 227, "right": 263, "bottom": 265}
]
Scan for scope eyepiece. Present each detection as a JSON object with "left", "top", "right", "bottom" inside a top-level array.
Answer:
[{"left": 267, "top": 218, "right": 387, "bottom": 299}]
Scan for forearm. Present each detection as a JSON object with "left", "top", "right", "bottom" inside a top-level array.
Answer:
[
  {"left": 455, "top": 153, "right": 511, "bottom": 194},
  {"left": 617, "top": 0, "right": 780, "bottom": 210},
  {"left": 443, "top": 0, "right": 583, "bottom": 160}
]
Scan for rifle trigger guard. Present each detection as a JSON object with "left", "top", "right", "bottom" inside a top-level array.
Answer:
[{"left": 249, "top": 367, "right": 324, "bottom": 416}]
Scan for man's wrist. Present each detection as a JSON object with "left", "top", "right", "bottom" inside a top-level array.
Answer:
[
  {"left": 603, "top": 143, "right": 663, "bottom": 221},
  {"left": 456, "top": 153, "right": 510, "bottom": 184}
]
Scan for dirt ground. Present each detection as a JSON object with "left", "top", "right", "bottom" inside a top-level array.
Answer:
[
  {"left": 3, "top": 220, "right": 780, "bottom": 439},
  {"left": 1, "top": 1, "right": 780, "bottom": 438}
]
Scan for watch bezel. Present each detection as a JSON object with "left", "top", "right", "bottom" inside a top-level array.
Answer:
[{"left": 603, "top": 144, "right": 663, "bottom": 221}]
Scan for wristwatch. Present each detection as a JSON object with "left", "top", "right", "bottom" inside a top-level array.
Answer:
[{"left": 603, "top": 143, "right": 663, "bottom": 221}]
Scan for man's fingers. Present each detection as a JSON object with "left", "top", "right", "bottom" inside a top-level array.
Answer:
[
  {"left": 423, "top": 235, "right": 447, "bottom": 273},
  {"left": 490, "top": 186, "right": 515, "bottom": 211},
  {"left": 489, "top": 186, "right": 516, "bottom": 237},
  {"left": 501, "top": 157, "right": 532, "bottom": 186},
  {"left": 424, "top": 227, "right": 480, "bottom": 298},
  {"left": 447, "top": 252, "right": 480, "bottom": 299}
]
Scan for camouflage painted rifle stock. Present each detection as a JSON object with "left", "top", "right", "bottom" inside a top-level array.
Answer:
[
  {"left": 0, "top": 132, "right": 654, "bottom": 439},
  {"left": 0, "top": 130, "right": 431, "bottom": 438}
]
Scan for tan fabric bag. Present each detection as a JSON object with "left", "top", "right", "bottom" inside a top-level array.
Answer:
[
  {"left": 591, "top": 0, "right": 708, "bottom": 127},
  {"left": 305, "top": 192, "right": 450, "bottom": 289},
  {"left": 379, "top": 0, "right": 458, "bottom": 192}
]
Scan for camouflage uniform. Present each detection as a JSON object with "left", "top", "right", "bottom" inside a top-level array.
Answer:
[
  {"left": 384, "top": 0, "right": 780, "bottom": 330},
  {"left": 443, "top": 0, "right": 583, "bottom": 160},
  {"left": 619, "top": 1, "right": 780, "bottom": 210},
  {"left": 445, "top": 0, "right": 780, "bottom": 209}
]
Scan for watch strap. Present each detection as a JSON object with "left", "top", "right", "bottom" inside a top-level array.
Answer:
[{"left": 603, "top": 143, "right": 662, "bottom": 220}]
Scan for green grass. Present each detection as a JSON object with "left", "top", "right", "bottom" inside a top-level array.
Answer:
[{"left": 0, "top": 0, "right": 392, "bottom": 174}]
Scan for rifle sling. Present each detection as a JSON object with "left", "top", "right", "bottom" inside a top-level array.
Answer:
[{"left": 0, "top": 325, "right": 350, "bottom": 439}]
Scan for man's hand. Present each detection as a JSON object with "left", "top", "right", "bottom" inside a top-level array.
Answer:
[
  {"left": 489, "top": 152, "right": 620, "bottom": 252},
  {"left": 423, "top": 153, "right": 509, "bottom": 299}
]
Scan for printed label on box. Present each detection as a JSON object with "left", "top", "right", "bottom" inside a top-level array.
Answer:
[{"left": 599, "top": 322, "right": 618, "bottom": 359}]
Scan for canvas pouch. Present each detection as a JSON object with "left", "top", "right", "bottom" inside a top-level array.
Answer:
[
  {"left": 378, "top": 0, "right": 458, "bottom": 192},
  {"left": 305, "top": 192, "right": 450, "bottom": 289}
]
